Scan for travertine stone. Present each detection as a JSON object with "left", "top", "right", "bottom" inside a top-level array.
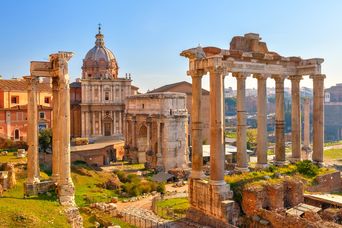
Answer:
[
  {"left": 254, "top": 74, "right": 268, "bottom": 168},
  {"left": 190, "top": 70, "right": 205, "bottom": 179},
  {"left": 233, "top": 72, "right": 249, "bottom": 171},
  {"left": 25, "top": 76, "right": 40, "bottom": 184},
  {"left": 289, "top": 75, "right": 303, "bottom": 161},
  {"left": 303, "top": 97, "right": 310, "bottom": 147},
  {"left": 209, "top": 67, "right": 225, "bottom": 184},
  {"left": 310, "top": 74, "right": 325, "bottom": 164},
  {"left": 51, "top": 77, "right": 60, "bottom": 182},
  {"left": 272, "top": 75, "right": 286, "bottom": 165}
]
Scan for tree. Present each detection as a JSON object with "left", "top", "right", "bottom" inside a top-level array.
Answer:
[
  {"left": 246, "top": 128, "right": 257, "bottom": 150},
  {"left": 39, "top": 128, "right": 52, "bottom": 153}
]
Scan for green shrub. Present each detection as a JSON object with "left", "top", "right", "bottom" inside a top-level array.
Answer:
[
  {"left": 157, "top": 182, "right": 166, "bottom": 194},
  {"left": 295, "top": 160, "right": 319, "bottom": 177}
]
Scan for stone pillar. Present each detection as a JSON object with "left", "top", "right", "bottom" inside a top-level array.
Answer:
[
  {"left": 54, "top": 53, "right": 75, "bottom": 205},
  {"left": 119, "top": 111, "right": 122, "bottom": 134},
  {"left": 147, "top": 119, "right": 151, "bottom": 151},
  {"left": 114, "top": 111, "right": 117, "bottom": 135},
  {"left": 190, "top": 70, "right": 205, "bottom": 179},
  {"left": 303, "top": 97, "right": 310, "bottom": 147},
  {"left": 25, "top": 76, "right": 40, "bottom": 184},
  {"left": 272, "top": 75, "right": 286, "bottom": 166},
  {"left": 156, "top": 121, "right": 163, "bottom": 169},
  {"left": 310, "top": 74, "right": 325, "bottom": 164},
  {"left": 99, "top": 111, "right": 102, "bottom": 135},
  {"left": 132, "top": 116, "right": 136, "bottom": 148},
  {"left": 51, "top": 77, "right": 60, "bottom": 182},
  {"left": 289, "top": 75, "right": 303, "bottom": 161},
  {"left": 233, "top": 72, "right": 249, "bottom": 171},
  {"left": 209, "top": 67, "right": 225, "bottom": 185},
  {"left": 254, "top": 74, "right": 269, "bottom": 168},
  {"left": 92, "top": 112, "right": 96, "bottom": 135}
]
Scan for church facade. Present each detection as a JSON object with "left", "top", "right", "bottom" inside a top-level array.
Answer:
[{"left": 79, "top": 27, "right": 137, "bottom": 138}]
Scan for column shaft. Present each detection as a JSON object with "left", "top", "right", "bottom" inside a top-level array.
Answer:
[
  {"left": 273, "top": 76, "right": 286, "bottom": 165},
  {"left": 311, "top": 74, "right": 325, "bottom": 163},
  {"left": 290, "top": 76, "right": 302, "bottom": 161},
  {"left": 26, "top": 77, "right": 40, "bottom": 184},
  {"left": 303, "top": 98, "right": 310, "bottom": 147},
  {"left": 255, "top": 74, "right": 268, "bottom": 168},
  {"left": 233, "top": 73, "right": 249, "bottom": 171},
  {"left": 209, "top": 68, "right": 225, "bottom": 184},
  {"left": 52, "top": 77, "right": 60, "bottom": 182},
  {"left": 190, "top": 73, "right": 204, "bottom": 179}
]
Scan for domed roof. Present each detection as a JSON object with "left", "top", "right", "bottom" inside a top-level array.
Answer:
[{"left": 84, "top": 28, "right": 116, "bottom": 63}]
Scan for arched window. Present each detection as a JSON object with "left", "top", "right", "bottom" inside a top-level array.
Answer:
[{"left": 14, "top": 129, "right": 20, "bottom": 140}]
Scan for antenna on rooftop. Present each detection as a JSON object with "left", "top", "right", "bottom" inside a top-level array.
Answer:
[{"left": 98, "top": 23, "right": 102, "bottom": 34}]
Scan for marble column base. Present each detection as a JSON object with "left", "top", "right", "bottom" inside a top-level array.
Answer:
[
  {"left": 274, "top": 160, "right": 286, "bottom": 166},
  {"left": 288, "top": 157, "right": 301, "bottom": 164},
  {"left": 255, "top": 163, "right": 269, "bottom": 169},
  {"left": 190, "top": 170, "right": 205, "bottom": 179},
  {"left": 313, "top": 161, "right": 325, "bottom": 168},
  {"left": 234, "top": 166, "right": 249, "bottom": 172}
]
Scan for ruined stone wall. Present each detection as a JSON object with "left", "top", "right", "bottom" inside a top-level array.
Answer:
[
  {"left": 242, "top": 179, "right": 304, "bottom": 216},
  {"left": 306, "top": 171, "right": 342, "bottom": 193}
]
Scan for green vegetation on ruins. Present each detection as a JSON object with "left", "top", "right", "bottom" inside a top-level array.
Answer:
[
  {"left": 155, "top": 197, "right": 189, "bottom": 220},
  {"left": 225, "top": 160, "right": 336, "bottom": 203},
  {"left": 324, "top": 148, "right": 342, "bottom": 161}
]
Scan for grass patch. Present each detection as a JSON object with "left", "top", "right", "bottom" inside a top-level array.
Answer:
[
  {"left": 72, "top": 165, "right": 121, "bottom": 207},
  {"left": 324, "top": 149, "right": 342, "bottom": 160},
  {"left": 0, "top": 176, "right": 69, "bottom": 227},
  {"left": 81, "top": 209, "right": 136, "bottom": 228},
  {"left": 156, "top": 197, "right": 189, "bottom": 220},
  {"left": 0, "top": 152, "right": 26, "bottom": 163},
  {"left": 324, "top": 140, "right": 342, "bottom": 147}
]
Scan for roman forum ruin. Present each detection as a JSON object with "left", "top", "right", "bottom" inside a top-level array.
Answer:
[
  {"left": 24, "top": 52, "right": 75, "bottom": 206},
  {"left": 181, "top": 33, "right": 325, "bottom": 226},
  {"left": 125, "top": 92, "right": 189, "bottom": 171}
]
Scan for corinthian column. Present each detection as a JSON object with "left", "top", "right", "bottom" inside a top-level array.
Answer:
[
  {"left": 51, "top": 77, "right": 60, "bottom": 182},
  {"left": 303, "top": 97, "right": 310, "bottom": 148},
  {"left": 209, "top": 67, "right": 225, "bottom": 185},
  {"left": 254, "top": 74, "right": 269, "bottom": 169},
  {"left": 233, "top": 72, "right": 249, "bottom": 171},
  {"left": 51, "top": 53, "right": 75, "bottom": 206},
  {"left": 189, "top": 70, "right": 205, "bottom": 179},
  {"left": 310, "top": 74, "right": 325, "bottom": 165},
  {"left": 289, "top": 75, "right": 303, "bottom": 162},
  {"left": 25, "top": 76, "right": 40, "bottom": 184},
  {"left": 272, "top": 75, "right": 286, "bottom": 166}
]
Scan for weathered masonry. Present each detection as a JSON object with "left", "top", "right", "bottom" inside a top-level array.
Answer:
[
  {"left": 181, "top": 33, "right": 325, "bottom": 227},
  {"left": 24, "top": 52, "right": 75, "bottom": 206}
]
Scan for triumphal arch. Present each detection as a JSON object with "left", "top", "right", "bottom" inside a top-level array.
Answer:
[
  {"left": 24, "top": 52, "right": 75, "bottom": 206},
  {"left": 181, "top": 33, "right": 325, "bottom": 227}
]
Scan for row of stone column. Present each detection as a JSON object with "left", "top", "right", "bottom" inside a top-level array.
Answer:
[
  {"left": 189, "top": 70, "right": 325, "bottom": 184},
  {"left": 26, "top": 76, "right": 73, "bottom": 192}
]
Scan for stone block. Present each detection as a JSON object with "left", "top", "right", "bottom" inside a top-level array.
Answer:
[
  {"left": 306, "top": 171, "right": 342, "bottom": 193},
  {"left": 266, "top": 183, "right": 284, "bottom": 210},
  {"left": 0, "top": 171, "right": 9, "bottom": 190},
  {"left": 284, "top": 178, "right": 304, "bottom": 207},
  {"left": 242, "top": 185, "right": 266, "bottom": 216},
  {"left": 17, "top": 149, "right": 27, "bottom": 158}
]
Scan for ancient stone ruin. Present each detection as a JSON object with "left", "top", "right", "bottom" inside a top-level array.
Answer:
[
  {"left": 24, "top": 52, "right": 75, "bottom": 206},
  {"left": 125, "top": 92, "right": 189, "bottom": 172},
  {"left": 181, "top": 33, "right": 326, "bottom": 227}
]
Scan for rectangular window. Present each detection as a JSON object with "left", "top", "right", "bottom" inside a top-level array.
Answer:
[
  {"left": 11, "top": 96, "right": 19, "bottom": 104},
  {"left": 39, "top": 112, "right": 45, "bottom": 119},
  {"left": 105, "top": 92, "right": 109, "bottom": 101},
  {"left": 44, "top": 97, "right": 50, "bottom": 104}
]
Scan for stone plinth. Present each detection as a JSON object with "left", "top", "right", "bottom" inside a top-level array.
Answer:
[
  {"left": 24, "top": 180, "right": 56, "bottom": 197},
  {"left": 187, "top": 178, "right": 235, "bottom": 227},
  {"left": 0, "top": 171, "right": 9, "bottom": 190}
]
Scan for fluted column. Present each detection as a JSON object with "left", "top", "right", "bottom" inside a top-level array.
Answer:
[
  {"left": 254, "top": 74, "right": 269, "bottom": 168},
  {"left": 233, "top": 72, "right": 249, "bottom": 171},
  {"left": 303, "top": 97, "right": 310, "bottom": 147},
  {"left": 209, "top": 67, "right": 225, "bottom": 185},
  {"left": 25, "top": 76, "right": 40, "bottom": 184},
  {"left": 51, "top": 77, "right": 60, "bottom": 182},
  {"left": 289, "top": 75, "right": 303, "bottom": 161},
  {"left": 310, "top": 74, "right": 325, "bottom": 164},
  {"left": 189, "top": 70, "right": 205, "bottom": 179},
  {"left": 272, "top": 75, "right": 286, "bottom": 166},
  {"left": 146, "top": 120, "right": 151, "bottom": 151}
]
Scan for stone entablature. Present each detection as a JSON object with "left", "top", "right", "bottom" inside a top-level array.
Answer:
[{"left": 125, "top": 92, "right": 189, "bottom": 171}]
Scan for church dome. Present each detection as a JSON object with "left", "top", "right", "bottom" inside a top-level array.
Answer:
[
  {"left": 84, "top": 34, "right": 116, "bottom": 62},
  {"left": 82, "top": 26, "right": 119, "bottom": 80}
]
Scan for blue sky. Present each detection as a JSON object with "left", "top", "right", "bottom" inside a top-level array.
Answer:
[{"left": 0, "top": 1, "right": 341, "bottom": 92}]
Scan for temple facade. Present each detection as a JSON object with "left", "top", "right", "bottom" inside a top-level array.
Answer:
[{"left": 80, "top": 27, "right": 138, "bottom": 138}]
